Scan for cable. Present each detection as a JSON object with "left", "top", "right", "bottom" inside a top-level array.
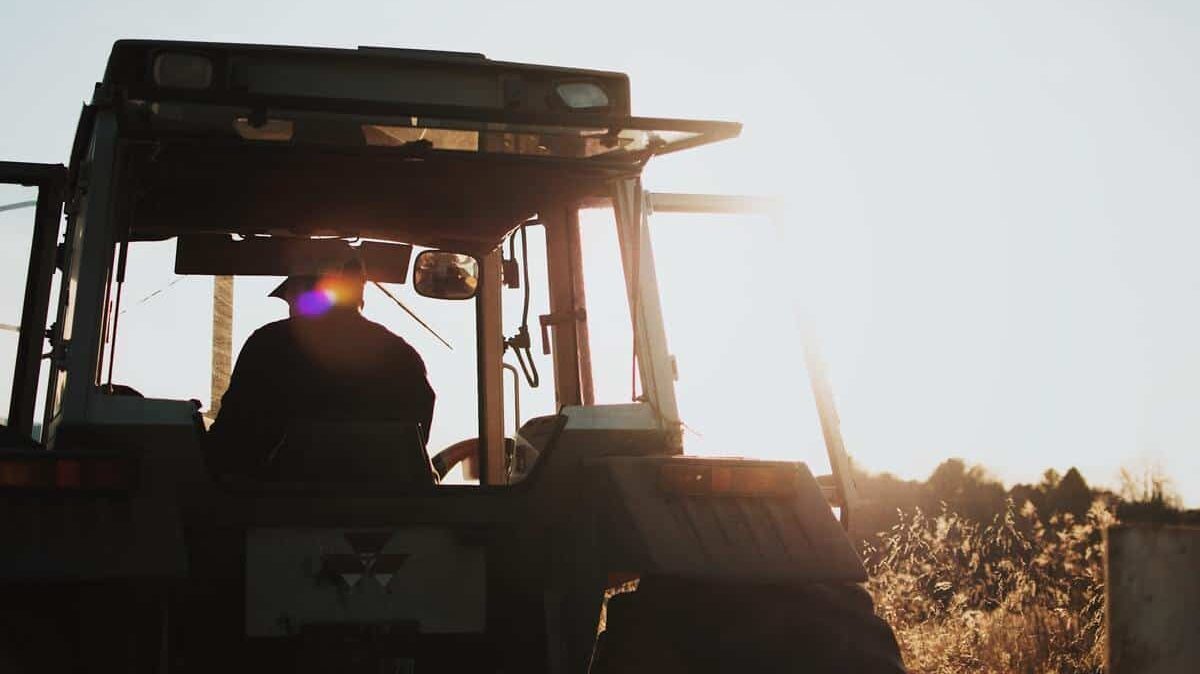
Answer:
[
  {"left": 120, "top": 277, "right": 187, "bottom": 315},
  {"left": 504, "top": 220, "right": 539, "bottom": 388}
]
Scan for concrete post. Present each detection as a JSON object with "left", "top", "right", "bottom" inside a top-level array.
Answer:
[{"left": 1106, "top": 524, "right": 1200, "bottom": 673}]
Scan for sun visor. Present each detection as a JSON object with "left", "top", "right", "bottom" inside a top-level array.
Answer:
[{"left": 174, "top": 235, "right": 413, "bottom": 283}]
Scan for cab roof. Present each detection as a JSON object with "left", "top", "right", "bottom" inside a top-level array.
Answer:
[
  {"left": 99, "top": 40, "right": 741, "bottom": 251},
  {"left": 104, "top": 39, "right": 635, "bottom": 117}
]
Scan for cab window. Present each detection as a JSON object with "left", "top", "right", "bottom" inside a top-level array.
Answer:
[
  {"left": 97, "top": 238, "right": 480, "bottom": 456},
  {"left": 0, "top": 185, "right": 38, "bottom": 429},
  {"left": 648, "top": 210, "right": 828, "bottom": 466}
]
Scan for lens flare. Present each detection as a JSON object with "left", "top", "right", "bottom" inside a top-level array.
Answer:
[{"left": 296, "top": 289, "right": 334, "bottom": 316}]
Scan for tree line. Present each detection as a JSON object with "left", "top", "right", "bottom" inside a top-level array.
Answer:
[{"left": 848, "top": 458, "right": 1199, "bottom": 548}]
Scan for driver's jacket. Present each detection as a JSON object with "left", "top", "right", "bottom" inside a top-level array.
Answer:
[{"left": 205, "top": 309, "right": 435, "bottom": 477}]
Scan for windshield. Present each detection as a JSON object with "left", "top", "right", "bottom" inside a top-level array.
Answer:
[{"left": 97, "top": 209, "right": 644, "bottom": 484}]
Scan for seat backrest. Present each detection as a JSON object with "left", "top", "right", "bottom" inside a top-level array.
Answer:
[{"left": 266, "top": 421, "right": 436, "bottom": 488}]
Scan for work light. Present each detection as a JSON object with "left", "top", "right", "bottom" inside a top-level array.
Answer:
[
  {"left": 152, "top": 52, "right": 213, "bottom": 89},
  {"left": 554, "top": 81, "right": 610, "bottom": 111}
]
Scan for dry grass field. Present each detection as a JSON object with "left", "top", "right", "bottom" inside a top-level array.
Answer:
[{"left": 865, "top": 501, "right": 1112, "bottom": 674}]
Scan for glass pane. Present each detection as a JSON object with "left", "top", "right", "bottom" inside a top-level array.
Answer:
[
  {"left": 105, "top": 240, "right": 210, "bottom": 404},
  {"left": 363, "top": 247, "right": 478, "bottom": 457},
  {"left": 500, "top": 224, "right": 555, "bottom": 435},
  {"left": 0, "top": 185, "right": 36, "bottom": 429},
  {"left": 648, "top": 211, "right": 828, "bottom": 470},
  {"left": 579, "top": 207, "right": 637, "bottom": 404}
]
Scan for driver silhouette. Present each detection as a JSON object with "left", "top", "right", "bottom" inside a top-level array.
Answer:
[{"left": 205, "top": 258, "right": 435, "bottom": 479}]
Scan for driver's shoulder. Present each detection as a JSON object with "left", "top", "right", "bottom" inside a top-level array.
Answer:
[
  {"left": 356, "top": 315, "right": 409, "bottom": 343},
  {"left": 248, "top": 318, "right": 297, "bottom": 343}
]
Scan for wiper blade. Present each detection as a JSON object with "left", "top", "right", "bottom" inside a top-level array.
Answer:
[
  {"left": 372, "top": 281, "right": 453, "bottom": 351},
  {"left": 0, "top": 200, "right": 37, "bottom": 213}
]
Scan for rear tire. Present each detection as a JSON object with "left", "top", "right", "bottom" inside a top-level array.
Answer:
[{"left": 591, "top": 578, "right": 905, "bottom": 674}]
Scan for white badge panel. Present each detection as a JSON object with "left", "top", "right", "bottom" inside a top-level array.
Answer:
[{"left": 245, "top": 527, "right": 486, "bottom": 637}]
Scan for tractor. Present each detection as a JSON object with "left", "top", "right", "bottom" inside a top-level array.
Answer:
[{"left": 0, "top": 40, "right": 904, "bottom": 673}]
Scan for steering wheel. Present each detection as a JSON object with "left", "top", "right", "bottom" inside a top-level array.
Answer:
[{"left": 430, "top": 438, "right": 480, "bottom": 480}]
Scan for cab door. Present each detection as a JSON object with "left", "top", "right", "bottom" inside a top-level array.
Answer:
[
  {"left": 638, "top": 191, "right": 859, "bottom": 526},
  {"left": 0, "top": 162, "right": 66, "bottom": 443}
]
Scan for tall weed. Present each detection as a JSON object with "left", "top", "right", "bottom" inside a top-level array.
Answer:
[{"left": 865, "top": 499, "right": 1112, "bottom": 674}]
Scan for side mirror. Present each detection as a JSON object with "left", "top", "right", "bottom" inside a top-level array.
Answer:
[{"left": 412, "top": 251, "right": 480, "bottom": 300}]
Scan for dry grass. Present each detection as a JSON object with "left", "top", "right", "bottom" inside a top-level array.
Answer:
[{"left": 864, "top": 500, "right": 1113, "bottom": 674}]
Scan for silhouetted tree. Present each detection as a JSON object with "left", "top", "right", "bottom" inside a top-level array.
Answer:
[
  {"left": 1047, "top": 467, "right": 1091, "bottom": 517},
  {"left": 1039, "top": 468, "right": 1061, "bottom": 492},
  {"left": 926, "top": 458, "right": 1005, "bottom": 522},
  {"left": 1009, "top": 482, "right": 1042, "bottom": 513},
  {"left": 850, "top": 456, "right": 1198, "bottom": 553},
  {"left": 1117, "top": 463, "right": 1187, "bottom": 524}
]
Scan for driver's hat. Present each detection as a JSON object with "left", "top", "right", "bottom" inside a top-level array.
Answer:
[{"left": 268, "top": 255, "right": 366, "bottom": 301}]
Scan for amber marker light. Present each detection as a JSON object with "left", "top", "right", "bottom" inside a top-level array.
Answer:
[{"left": 657, "top": 463, "right": 797, "bottom": 497}]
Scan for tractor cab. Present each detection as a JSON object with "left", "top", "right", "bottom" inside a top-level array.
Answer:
[
  {"left": 0, "top": 40, "right": 895, "bottom": 674},
  {"left": 5, "top": 40, "right": 741, "bottom": 482}
]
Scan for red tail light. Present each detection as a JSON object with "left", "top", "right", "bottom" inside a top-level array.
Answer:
[
  {"left": 0, "top": 453, "right": 137, "bottom": 492},
  {"left": 55, "top": 459, "right": 82, "bottom": 488}
]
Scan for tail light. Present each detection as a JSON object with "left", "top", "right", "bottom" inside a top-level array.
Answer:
[
  {"left": 0, "top": 452, "right": 137, "bottom": 492},
  {"left": 658, "top": 462, "right": 797, "bottom": 497}
]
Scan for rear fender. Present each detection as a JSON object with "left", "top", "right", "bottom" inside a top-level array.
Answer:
[{"left": 587, "top": 456, "right": 866, "bottom": 584}]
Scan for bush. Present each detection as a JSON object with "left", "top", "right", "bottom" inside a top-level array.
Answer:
[{"left": 864, "top": 499, "right": 1113, "bottom": 674}]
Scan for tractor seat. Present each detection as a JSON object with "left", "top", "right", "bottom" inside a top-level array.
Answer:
[{"left": 263, "top": 420, "right": 437, "bottom": 490}]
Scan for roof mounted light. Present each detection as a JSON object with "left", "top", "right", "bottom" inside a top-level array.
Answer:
[
  {"left": 554, "top": 81, "right": 610, "bottom": 111},
  {"left": 153, "top": 52, "right": 213, "bottom": 89}
]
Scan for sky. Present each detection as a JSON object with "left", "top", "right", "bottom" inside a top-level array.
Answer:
[{"left": 2, "top": 0, "right": 1199, "bottom": 505}]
